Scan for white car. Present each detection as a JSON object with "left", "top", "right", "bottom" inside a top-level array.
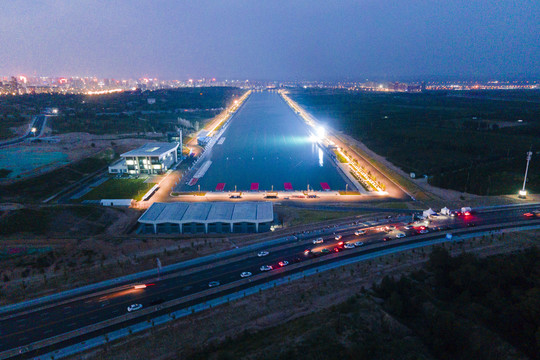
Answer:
[
  {"left": 344, "top": 243, "right": 355, "bottom": 249},
  {"left": 313, "top": 238, "right": 324, "bottom": 244},
  {"left": 354, "top": 241, "right": 364, "bottom": 247},
  {"left": 208, "top": 281, "right": 220, "bottom": 287},
  {"left": 396, "top": 233, "right": 406, "bottom": 238},
  {"left": 127, "top": 304, "right": 143, "bottom": 312},
  {"left": 260, "top": 265, "right": 273, "bottom": 271},
  {"left": 334, "top": 234, "right": 343, "bottom": 241},
  {"left": 354, "top": 230, "right": 366, "bottom": 236},
  {"left": 257, "top": 251, "right": 269, "bottom": 257},
  {"left": 278, "top": 261, "right": 289, "bottom": 267},
  {"left": 240, "top": 272, "right": 252, "bottom": 278},
  {"left": 419, "top": 229, "right": 429, "bottom": 234}
]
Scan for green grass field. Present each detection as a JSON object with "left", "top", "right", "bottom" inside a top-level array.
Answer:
[
  {"left": 275, "top": 206, "right": 362, "bottom": 227},
  {"left": 81, "top": 178, "right": 154, "bottom": 201}
]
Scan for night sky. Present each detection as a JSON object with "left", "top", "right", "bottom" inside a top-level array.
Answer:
[{"left": 2, "top": 0, "right": 539, "bottom": 80}]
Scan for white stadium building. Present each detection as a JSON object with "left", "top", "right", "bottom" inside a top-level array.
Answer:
[{"left": 109, "top": 142, "right": 179, "bottom": 175}]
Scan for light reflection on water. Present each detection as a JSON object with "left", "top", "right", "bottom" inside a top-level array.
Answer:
[{"left": 179, "top": 92, "right": 350, "bottom": 191}]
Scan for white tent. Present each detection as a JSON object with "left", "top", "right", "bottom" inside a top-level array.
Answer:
[
  {"left": 440, "top": 207, "right": 451, "bottom": 215},
  {"left": 422, "top": 208, "right": 436, "bottom": 218}
]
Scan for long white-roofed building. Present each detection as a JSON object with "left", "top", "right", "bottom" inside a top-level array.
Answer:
[
  {"left": 138, "top": 202, "right": 274, "bottom": 234},
  {"left": 109, "top": 142, "right": 179, "bottom": 175}
]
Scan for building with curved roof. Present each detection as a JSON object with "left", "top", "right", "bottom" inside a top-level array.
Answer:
[{"left": 138, "top": 201, "right": 274, "bottom": 233}]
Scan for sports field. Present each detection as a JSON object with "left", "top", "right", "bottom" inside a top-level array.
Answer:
[{"left": 178, "top": 92, "right": 351, "bottom": 192}]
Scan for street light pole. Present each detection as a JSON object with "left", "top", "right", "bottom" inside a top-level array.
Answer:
[{"left": 519, "top": 150, "right": 533, "bottom": 199}]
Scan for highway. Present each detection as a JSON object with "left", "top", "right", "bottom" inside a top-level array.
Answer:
[
  {"left": 0, "top": 115, "right": 48, "bottom": 148},
  {"left": 1, "top": 205, "right": 539, "bottom": 358}
]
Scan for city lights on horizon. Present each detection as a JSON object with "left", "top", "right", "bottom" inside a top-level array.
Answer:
[{"left": 0, "top": 73, "right": 538, "bottom": 96}]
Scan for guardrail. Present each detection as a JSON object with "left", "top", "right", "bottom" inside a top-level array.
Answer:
[{"left": 16, "top": 220, "right": 539, "bottom": 360}]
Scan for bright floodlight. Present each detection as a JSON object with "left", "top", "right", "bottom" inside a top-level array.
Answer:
[{"left": 316, "top": 126, "right": 326, "bottom": 139}]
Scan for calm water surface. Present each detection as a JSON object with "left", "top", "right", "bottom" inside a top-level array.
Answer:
[{"left": 182, "top": 92, "right": 350, "bottom": 191}]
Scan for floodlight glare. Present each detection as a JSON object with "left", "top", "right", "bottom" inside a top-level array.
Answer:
[{"left": 316, "top": 126, "right": 326, "bottom": 139}]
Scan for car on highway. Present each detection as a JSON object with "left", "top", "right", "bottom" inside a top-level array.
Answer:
[
  {"left": 344, "top": 243, "right": 355, "bottom": 249},
  {"left": 333, "top": 247, "right": 341, "bottom": 253},
  {"left": 208, "top": 281, "right": 220, "bottom": 287},
  {"left": 240, "top": 272, "right": 252, "bottom": 278},
  {"left": 403, "top": 225, "right": 413, "bottom": 230},
  {"left": 257, "top": 251, "right": 269, "bottom": 257},
  {"left": 334, "top": 234, "right": 343, "bottom": 241},
  {"left": 355, "top": 229, "right": 366, "bottom": 236},
  {"left": 127, "top": 304, "right": 143, "bottom": 312},
  {"left": 260, "top": 265, "right": 273, "bottom": 271},
  {"left": 320, "top": 248, "right": 331, "bottom": 254},
  {"left": 524, "top": 210, "right": 540, "bottom": 218},
  {"left": 313, "top": 238, "right": 324, "bottom": 244},
  {"left": 354, "top": 241, "right": 364, "bottom": 247},
  {"left": 383, "top": 237, "right": 391, "bottom": 242},
  {"left": 418, "top": 229, "right": 429, "bottom": 234},
  {"left": 396, "top": 233, "right": 406, "bottom": 238},
  {"left": 278, "top": 261, "right": 289, "bottom": 267}
]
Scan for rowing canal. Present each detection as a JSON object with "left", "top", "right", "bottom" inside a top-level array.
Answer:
[{"left": 178, "top": 91, "right": 352, "bottom": 192}]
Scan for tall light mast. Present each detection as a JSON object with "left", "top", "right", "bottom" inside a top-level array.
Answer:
[{"left": 518, "top": 149, "right": 533, "bottom": 199}]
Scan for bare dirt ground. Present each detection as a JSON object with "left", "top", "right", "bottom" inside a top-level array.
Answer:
[
  {"left": 77, "top": 229, "right": 539, "bottom": 360},
  {"left": 0, "top": 131, "right": 163, "bottom": 184}
]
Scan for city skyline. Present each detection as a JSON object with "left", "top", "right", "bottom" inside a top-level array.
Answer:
[{"left": 2, "top": 1, "right": 539, "bottom": 80}]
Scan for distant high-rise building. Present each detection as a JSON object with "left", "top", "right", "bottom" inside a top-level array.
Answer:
[{"left": 9, "top": 76, "right": 18, "bottom": 93}]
